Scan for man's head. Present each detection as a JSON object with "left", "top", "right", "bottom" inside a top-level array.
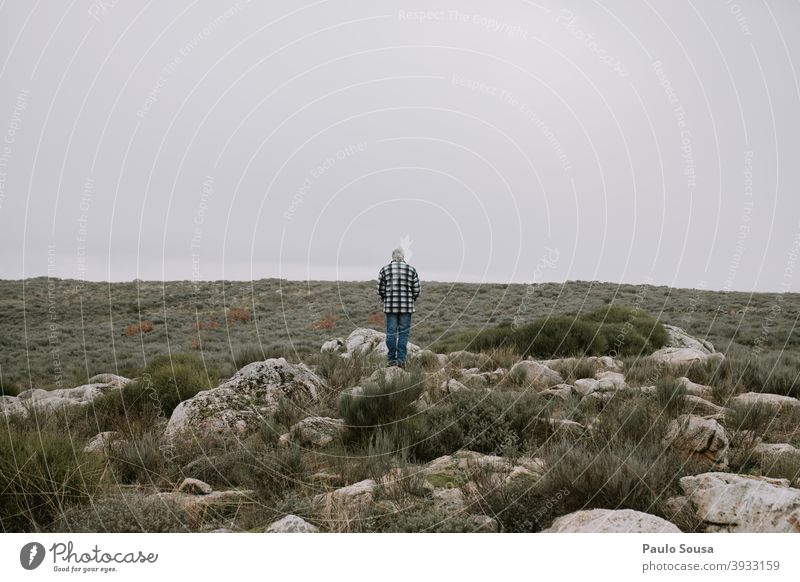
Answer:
[{"left": 391, "top": 247, "right": 405, "bottom": 262}]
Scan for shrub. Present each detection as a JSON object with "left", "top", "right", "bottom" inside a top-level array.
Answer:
[
  {"left": 311, "top": 312, "right": 337, "bottom": 330},
  {"left": 408, "top": 389, "right": 548, "bottom": 461},
  {"left": 409, "top": 350, "right": 441, "bottom": 371},
  {"left": 226, "top": 308, "right": 252, "bottom": 324},
  {"left": 371, "top": 503, "right": 491, "bottom": 532},
  {"left": 106, "top": 430, "right": 167, "bottom": 486},
  {"left": 622, "top": 356, "right": 678, "bottom": 387},
  {"left": 534, "top": 438, "right": 690, "bottom": 521},
  {"left": 655, "top": 377, "right": 687, "bottom": 418},
  {"left": 725, "top": 400, "right": 775, "bottom": 434},
  {"left": 233, "top": 344, "right": 266, "bottom": 369},
  {"left": 123, "top": 320, "right": 154, "bottom": 337},
  {"left": 51, "top": 494, "right": 192, "bottom": 533},
  {"left": 468, "top": 468, "right": 560, "bottom": 532},
  {"left": 549, "top": 358, "right": 598, "bottom": 382},
  {"left": 315, "top": 350, "right": 369, "bottom": 394},
  {"left": 338, "top": 369, "right": 425, "bottom": 437},
  {"left": 0, "top": 429, "right": 104, "bottom": 532},
  {"left": 144, "top": 352, "right": 219, "bottom": 416},
  {"left": 75, "top": 352, "right": 219, "bottom": 437},
  {"left": 433, "top": 305, "right": 668, "bottom": 359}
]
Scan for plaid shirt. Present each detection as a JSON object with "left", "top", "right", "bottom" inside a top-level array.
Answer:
[{"left": 377, "top": 259, "right": 420, "bottom": 313}]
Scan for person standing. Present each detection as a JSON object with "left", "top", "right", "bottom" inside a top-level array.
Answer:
[{"left": 376, "top": 247, "right": 420, "bottom": 367}]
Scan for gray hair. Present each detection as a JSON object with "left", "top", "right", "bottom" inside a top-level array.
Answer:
[{"left": 391, "top": 247, "right": 405, "bottom": 261}]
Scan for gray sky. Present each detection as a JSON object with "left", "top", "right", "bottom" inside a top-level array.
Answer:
[{"left": 1, "top": 0, "right": 798, "bottom": 292}]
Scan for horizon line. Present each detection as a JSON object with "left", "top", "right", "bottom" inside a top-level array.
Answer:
[{"left": 0, "top": 276, "right": 795, "bottom": 296}]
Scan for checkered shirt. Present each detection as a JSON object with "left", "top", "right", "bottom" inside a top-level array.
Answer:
[{"left": 376, "top": 260, "right": 420, "bottom": 313}]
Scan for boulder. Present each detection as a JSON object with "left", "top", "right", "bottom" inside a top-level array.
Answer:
[
  {"left": 87, "top": 373, "right": 133, "bottom": 388},
  {"left": 445, "top": 351, "right": 492, "bottom": 369},
  {"left": 539, "top": 384, "right": 573, "bottom": 400},
  {"left": 342, "top": 328, "right": 420, "bottom": 359},
  {"left": 439, "top": 378, "right": 468, "bottom": 395},
  {"left": 682, "top": 395, "right": 726, "bottom": 417},
  {"left": 508, "top": 360, "right": 563, "bottom": 389},
  {"left": 423, "top": 450, "right": 545, "bottom": 490},
  {"left": 663, "top": 324, "right": 715, "bottom": 354},
  {"left": 678, "top": 377, "right": 714, "bottom": 399},
  {"left": 165, "top": 358, "right": 324, "bottom": 442},
  {"left": 732, "top": 392, "right": 800, "bottom": 411},
  {"left": 539, "top": 356, "right": 624, "bottom": 375},
  {"left": 313, "top": 479, "right": 377, "bottom": 511},
  {"left": 177, "top": 478, "right": 213, "bottom": 495},
  {"left": 432, "top": 487, "right": 466, "bottom": 512},
  {"left": 663, "top": 415, "right": 729, "bottom": 468},
  {"left": 286, "top": 416, "right": 344, "bottom": 448},
  {"left": 265, "top": 514, "right": 319, "bottom": 533},
  {"left": 18, "top": 383, "right": 111, "bottom": 403},
  {"left": 83, "top": 431, "right": 124, "bottom": 455},
  {"left": 752, "top": 443, "right": 800, "bottom": 464},
  {"left": 460, "top": 368, "right": 506, "bottom": 389},
  {"left": 150, "top": 489, "right": 255, "bottom": 524},
  {"left": 320, "top": 338, "right": 345, "bottom": 353},
  {"left": 573, "top": 378, "right": 598, "bottom": 397},
  {"left": 595, "top": 371, "right": 627, "bottom": 392},
  {"left": 679, "top": 472, "right": 800, "bottom": 532},
  {"left": 0, "top": 395, "right": 29, "bottom": 418},
  {"left": 544, "top": 508, "right": 681, "bottom": 533},
  {"left": 651, "top": 347, "right": 722, "bottom": 366}
]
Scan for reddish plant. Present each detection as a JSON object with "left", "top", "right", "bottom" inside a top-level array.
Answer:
[
  {"left": 196, "top": 313, "right": 221, "bottom": 330},
  {"left": 123, "top": 320, "right": 154, "bottom": 337},
  {"left": 311, "top": 312, "right": 337, "bottom": 330},
  {"left": 227, "top": 308, "right": 252, "bottom": 324},
  {"left": 368, "top": 311, "right": 384, "bottom": 326}
]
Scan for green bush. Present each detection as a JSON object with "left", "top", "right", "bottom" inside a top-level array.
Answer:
[
  {"left": 468, "top": 470, "right": 561, "bottom": 532},
  {"left": 535, "top": 438, "right": 690, "bottom": 521},
  {"left": 408, "top": 389, "right": 549, "bottom": 461},
  {"left": 106, "top": 430, "right": 167, "bottom": 486},
  {"left": 433, "top": 306, "right": 668, "bottom": 359},
  {"left": 51, "top": 494, "right": 192, "bottom": 533},
  {"left": 371, "top": 504, "right": 492, "bottom": 532},
  {"left": 81, "top": 353, "right": 220, "bottom": 435},
  {"left": 338, "top": 369, "right": 425, "bottom": 436},
  {"left": 145, "top": 352, "right": 220, "bottom": 415},
  {"left": 232, "top": 344, "right": 267, "bottom": 369},
  {"left": 0, "top": 429, "right": 104, "bottom": 532},
  {"left": 656, "top": 377, "right": 687, "bottom": 418}
]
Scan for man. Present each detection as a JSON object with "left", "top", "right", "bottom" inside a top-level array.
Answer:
[{"left": 376, "top": 247, "right": 420, "bottom": 367}]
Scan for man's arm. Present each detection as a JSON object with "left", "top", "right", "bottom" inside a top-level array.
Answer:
[
  {"left": 411, "top": 268, "right": 420, "bottom": 301},
  {"left": 377, "top": 267, "right": 386, "bottom": 300}
]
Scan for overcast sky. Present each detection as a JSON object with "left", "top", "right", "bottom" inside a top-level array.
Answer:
[{"left": 0, "top": 0, "right": 798, "bottom": 292}]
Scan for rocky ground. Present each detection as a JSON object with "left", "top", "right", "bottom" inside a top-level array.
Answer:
[{"left": 3, "top": 324, "right": 800, "bottom": 533}]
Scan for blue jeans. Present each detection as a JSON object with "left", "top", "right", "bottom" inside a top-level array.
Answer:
[{"left": 385, "top": 312, "right": 412, "bottom": 363}]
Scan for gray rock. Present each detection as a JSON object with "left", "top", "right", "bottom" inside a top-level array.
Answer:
[
  {"left": 508, "top": 360, "right": 563, "bottom": 389},
  {"left": 544, "top": 508, "right": 681, "bottom": 533},
  {"left": 342, "top": 328, "right": 420, "bottom": 359},
  {"left": 177, "top": 478, "right": 213, "bottom": 495},
  {"left": 313, "top": 479, "right": 377, "bottom": 511},
  {"left": 165, "top": 358, "right": 324, "bottom": 442},
  {"left": 682, "top": 395, "right": 726, "bottom": 416},
  {"left": 287, "top": 416, "right": 344, "bottom": 448},
  {"left": 663, "top": 324, "right": 715, "bottom": 354},
  {"left": 732, "top": 392, "right": 800, "bottom": 411},
  {"left": 679, "top": 472, "right": 800, "bottom": 532},
  {"left": 265, "top": 514, "right": 319, "bottom": 533},
  {"left": 83, "top": 431, "right": 123, "bottom": 455},
  {"left": 663, "top": 414, "right": 729, "bottom": 468}
]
